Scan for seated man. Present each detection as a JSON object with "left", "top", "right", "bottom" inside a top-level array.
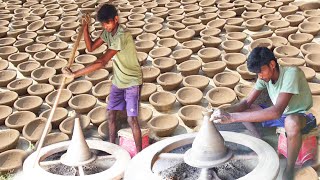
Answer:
[{"left": 210, "top": 47, "right": 317, "bottom": 180}]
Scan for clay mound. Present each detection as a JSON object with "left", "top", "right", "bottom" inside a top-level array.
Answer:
[
  {"left": 36, "top": 132, "right": 69, "bottom": 148},
  {"left": 7, "top": 78, "right": 33, "bottom": 96},
  {"left": 0, "top": 129, "right": 20, "bottom": 153},
  {"left": 149, "top": 91, "right": 176, "bottom": 112},
  {"left": 88, "top": 105, "right": 108, "bottom": 126},
  {"left": 148, "top": 115, "right": 179, "bottom": 137},
  {"left": 14, "top": 96, "right": 43, "bottom": 113},
  {"left": 40, "top": 107, "right": 68, "bottom": 128},
  {"left": 206, "top": 87, "right": 237, "bottom": 107},
  {"left": 68, "top": 94, "right": 97, "bottom": 114},
  {"left": 45, "top": 89, "right": 73, "bottom": 107},
  {"left": 182, "top": 75, "right": 210, "bottom": 91},
  {"left": 22, "top": 117, "right": 52, "bottom": 143},
  {"left": 0, "top": 70, "right": 17, "bottom": 87},
  {"left": 92, "top": 80, "right": 112, "bottom": 99},
  {"left": 178, "top": 105, "right": 205, "bottom": 127},
  {"left": 0, "top": 105, "right": 12, "bottom": 125},
  {"left": 0, "top": 149, "right": 27, "bottom": 173},
  {"left": 0, "top": 91, "right": 18, "bottom": 106},
  {"left": 176, "top": 87, "right": 203, "bottom": 106},
  {"left": 67, "top": 80, "right": 93, "bottom": 95},
  {"left": 59, "top": 115, "right": 90, "bottom": 135}
]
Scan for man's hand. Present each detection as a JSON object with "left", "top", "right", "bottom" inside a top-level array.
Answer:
[
  {"left": 61, "top": 67, "right": 75, "bottom": 80},
  {"left": 81, "top": 13, "right": 91, "bottom": 25},
  {"left": 210, "top": 109, "right": 232, "bottom": 124}
]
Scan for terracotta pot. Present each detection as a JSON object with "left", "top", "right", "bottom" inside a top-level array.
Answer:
[
  {"left": 182, "top": 75, "right": 209, "bottom": 90},
  {"left": 176, "top": 87, "right": 203, "bottom": 106},
  {"left": 258, "top": 7, "right": 276, "bottom": 15},
  {"left": 11, "top": 20, "right": 28, "bottom": 29},
  {"left": 25, "top": 43, "right": 47, "bottom": 57},
  {"left": 298, "top": 22, "right": 320, "bottom": 36},
  {"left": 224, "top": 24, "right": 245, "bottom": 33},
  {"left": 245, "top": 3, "right": 262, "bottom": 11},
  {"left": 157, "top": 72, "right": 183, "bottom": 91},
  {"left": 138, "top": 106, "right": 153, "bottom": 128},
  {"left": 285, "top": 14, "right": 305, "bottom": 26},
  {"left": 92, "top": 80, "right": 112, "bottom": 99},
  {"left": 37, "top": 29, "right": 56, "bottom": 36},
  {"left": 0, "top": 105, "right": 12, "bottom": 125},
  {"left": 44, "top": 58, "right": 68, "bottom": 73},
  {"left": 140, "top": 83, "right": 157, "bottom": 102},
  {"left": 45, "top": 89, "right": 72, "bottom": 107},
  {"left": 0, "top": 46, "right": 18, "bottom": 59},
  {"left": 152, "top": 57, "right": 176, "bottom": 73},
  {"left": 47, "top": 41, "right": 68, "bottom": 53},
  {"left": 166, "top": 15, "right": 184, "bottom": 22},
  {"left": 174, "top": 29, "right": 195, "bottom": 43},
  {"left": 27, "top": 83, "right": 54, "bottom": 99},
  {"left": 265, "top": 1, "right": 283, "bottom": 9},
  {"left": 57, "top": 29, "right": 76, "bottom": 42},
  {"left": 31, "top": 67, "right": 56, "bottom": 83},
  {"left": 142, "top": 23, "right": 162, "bottom": 34},
  {"left": 136, "top": 33, "right": 157, "bottom": 42},
  {"left": 97, "top": 121, "right": 108, "bottom": 139},
  {"left": 301, "top": 43, "right": 320, "bottom": 56},
  {"left": 278, "top": 57, "right": 305, "bottom": 67},
  {"left": 5, "top": 111, "right": 36, "bottom": 132},
  {"left": 213, "top": 72, "right": 240, "bottom": 89},
  {"left": 145, "top": 17, "right": 164, "bottom": 24},
  {"left": 206, "top": 87, "right": 237, "bottom": 107},
  {"left": 180, "top": 40, "right": 203, "bottom": 54},
  {"left": 59, "top": 115, "right": 90, "bottom": 135},
  {"left": 274, "top": 27, "right": 298, "bottom": 39},
  {"left": 299, "top": 66, "right": 316, "bottom": 81},
  {"left": 177, "top": 60, "right": 201, "bottom": 76},
  {"left": 156, "top": 29, "right": 176, "bottom": 39},
  {"left": 226, "top": 17, "right": 244, "bottom": 26},
  {"left": 157, "top": 38, "right": 178, "bottom": 50},
  {"left": 0, "top": 149, "right": 27, "bottom": 173},
  {"left": 36, "top": 35, "right": 57, "bottom": 44},
  {"left": 0, "top": 59, "right": 8, "bottom": 70},
  {"left": 70, "top": 63, "right": 85, "bottom": 72},
  {"left": 33, "top": 50, "right": 56, "bottom": 65},
  {"left": 26, "top": 20, "right": 44, "bottom": 32},
  {"left": 308, "top": 83, "right": 320, "bottom": 95},
  {"left": 197, "top": 47, "right": 221, "bottom": 63},
  {"left": 87, "top": 105, "right": 107, "bottom": 126},
  {"left": 74, "top": 54, "right": 96, "bottom": 66},
  {"left": 178, "top": 105, "right": 205, "bottom": 127},
  {"left": 7, "top": 29, "right": 27, "bottom": 39},
  {"left": 0, "top": 129, "right": 19, "bottom": 155},
  {"left": 0, "top": 37, "right": 16, "bottom": 47},
  {"left": 268, "top": 20, "right": 290, "bottom": 31},
  {"left": 234, "top": 84, "right": 253, "bottom": 100},
  {"left": 306, "top": 16, "right": 320, "bottom": 24},
  {"left": 0, "top": 70, "right": 17, "bottom": 87},
  {"left": 218, "top": 10, "right": 236, "bottom": 19},
  {"left": 241, "top": 11, "right": 261, "bottom": 20},
  {"left": 85, "top": 44, "right": 107, "bottom": 58},
  {"left": 66, "top": 80, "right": 92, "bottom": 95},
  {"left": 148, "top": 115, "right": 179, "bottom": 137},
  {"left": 245, "top": 18, "right": 266, "bottom": 31},
  {"left": 149, "top": 91, "right": 176, "bottom": 112},
  {"left": 305, "top": 53, "right": 320, "bottom": 72},
  {"left": 14, "top": 96, "right": 43, "bottom": 114},
  {"left": 278, "top": 5, "right": 298, "bottom": 17},
  {"left": 288, "top": 33, "right": 313, "bottom": 48},
  {"left": 236, "top": 64, "right": 257, "bottom": 80},
  {"left": 200, "top": 27, "right": 221, "bottom": 37},
  {"left": 207, "top": 19, "right": 226, "bottom": 30},
  {"left": 273, "top": 45, "right": 300, "bottom": 58},
  {"left": 126, "top": 20, "right": 145, "bottom": 29},
  {"left": 250, "top": 30, "right": 273, "bottom": 40},
  {"left": 128, "top": 13, "right": 145, "bottom": 21},
  {"left": 7, "top": 78, "right": 33, "bottom": 96},
  {"left": 249, "top": 38, "right": 273, "bottom": 52},
  {"left": 39, "top": 107, "right": 68, "bottom": 128},
  {"left": 84, "top": 69, "right": 109, "bottom": 85},
  {"left": 22, "top": 118, "right": 52, "bottom": 142},
  {"left": 135, "top": 40, "right": 155, "bottom": 53},
  {"left": 225, "top": 32, "right": 247, "bottom": 42},
  {"left": 200, "top": 36, "right": 222, "bottom": 48},
  {"left": 36, "top": 132, "right": 69, "bottom": 147},
  {"left": 168, "top": 8, "right": 184, "bottom": 16},
  {"left": 170, "top": 49, "right": 193, "bottom": 64},
  {"left": 68, "top": 94, "right": 97, "bottom": 114},
  {"left": 199, "top": 13, "right": 217, "bottom": 25},
  {"left": 0, "top": 91, "right": 18, "bottom": 107},
  {"left": 142, "top": 66, "right": 161, "bottom": 83},
  {"left": 221, "top": 40, "right": 244, "bottom": 53},
  {"left": 222, "top": 53, "right": 246, "bottom": 70},
  {"left": 268, "top": 36, "right": 288, "bottom": 48}
]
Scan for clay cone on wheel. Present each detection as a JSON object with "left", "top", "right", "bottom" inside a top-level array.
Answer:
[
  {"left": 60, "top": 117, "right": 95, "bottom": 167},
  {"left": 184, "top": 110, "right": 233, "bottom": 168}
]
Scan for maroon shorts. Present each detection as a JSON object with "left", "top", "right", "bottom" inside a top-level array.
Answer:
[{"left": 107, "top": 85, "right": 140, "bottom": 117}]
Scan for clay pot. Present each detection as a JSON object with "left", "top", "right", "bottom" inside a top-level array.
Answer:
[
  {"left": 258, "top": 7, "right": 276, "bottom": 15},
  {"left": 75, "top": 54, "right": 97, "bottom": 66},
  {"left": 33, "top": 50, "right": 56, "bottom": 65},
  {"left": 265, "top": 1, "right": 283, "bottom": 9},
  {"left": 84, "top": 69, "right": 109, "bottom": 85},
  {"left": 126, "top": 20, "right": 145, "bottom": 29},
  {"left": 59, "top": 115, "right": 90, "bottom": 135},
  {"left": 138, "top": 106, "right": 153, "bottom": 127},
  {"left": 241, "top": 11, "right": 261, "bottom": 20},
  {"left": 157, "top": 38, "right": 178, "bottom": 50},
  {"left": 88, "top": 105, "right": 107, "bottom": 126},
  {"left": 245, "top": 3, "right": 262, "bottom": 11},
  {"left": 135, "top": 40, "right": 155, "bottom": 53},
  {"left": 128, "top": 14, "right": 145, "bottom": 21},
  {"left": 305, "top": 53, "right": 320, "bottom": 72},
  {"left": 8, "top": 52, "right": 31, "bottom": 66},
  {"left": 45, "top": 58, "right": 68, "bottom": 73},
  {"left": 199, "top": 13, "right": 218, "bottom": 25},
  {"left": 278, "top": 5, "right": 298, "bottom": 17},
  {"left": 7, "top": 29, "right": 27, "bottom": 39},
  {"left": 25, "top": 43, "right": 47, "bottom": 57},
  {"left": 44, "top": 21, "right": 62, "bottom": 31},
  {"left": 142, "top": 66, "right": 161, "bottom": 83},
  {"left": 0, "top": 149, "right": 27, "bottom": 173},
  {"left": 145, "top": 17, "right": 164, "bottom": 24},
  {"left": 186, "top": 24, "right": 206, "bottom": 36},
  {"left": 26, "top": 20, "right": 44, "bottom": 32},
  {"left": 222, "top": 53, "right": 246, "bottom": 70},
  {"left": 152, "top": 57, "right": 176, "bottom": 73},
  {"left": 178, "top": 105, "right": 205, "bottom": 127},
  {"left": 85, "top": 45, "right": 107, "bottom": 57},
  {"left": 157, "top": 72, "right": 183, "bottom": 91},
  {"left": 274, "top": 27, "right": 298, "bottom": 39},
  {"left": 218, "top": 10, "right": 236, "bottom": 19},
  {"left": 168, "top": 8, "right": 184, "bottom": 16},
  {"left": 39, "top": 107, "right": 68, "bottom": 128},
  {"left": 36, "top": 35, "right": 57, "bottom": 44},
  {"left": 250, "top": 30, "right": 273, "bottom": 40},
  {"left": 234, "top": 84, "right": 253, "bottom": 100},
  {"left": 181, "top": 40, "right": 203, "bottom": 53},
  {"left": 221, "top": 40, "right": 244, "bottom": 53},
  {"left": 66, "top": 80, "right": 92, "bottom": 95},
  {"left": 5, "top": 111, "right": 36, "bottom": 132},
  {"left": 245, "top": 18, "right": 266, "bottom": 31},
  {"left": 268, "top": 20, "right": 290, "bottom": 31},
  {"left": 249, "top": 38, "right": 273, "bottom": 52},
  {"left": 224, "top": 24, "right": 245, "bottom": 33},
  {"left": 45, "top": 89, "right": 72, "bottom": 107},
  {"left": 11, "top": 21, "right": 28, "bottom": 29},
  {"left": 268, "top": 36, "right": 288, "bottom": 48},
  {"left": 166, "top": 1, "right": 181, "bottom": 9},
  {"left": 37, "top": 29, "right": 56, "bottom": 36},
  {"left": 306, "top": 16, "right": 320, "bottom": 24},
  {"left": 176, "top": 87, "right": 203, "bottom": 105},
  {"left": 140, "top": 83, "right": 157, "bottom": 102},
  {"left": 200, "top": 36, "right": 222, "bottom": 48},
  {"left": 170, "top": 49, "right": 193, "bottom": 64},
  {"left": 213, "top": 72, "right": 240, "bottom": 89},
  {"left": 299, "top": 66, "right": 316, "bottom": 81},
  {"left": 301, "top": 43, "right": 320, "bottom": 56},
  {"left": 27, "top": 83, "right": 54, "bottom": 99},
  {"left": 0, "top": 46, "right": 18, "bottom": 59},
  {"left": 308, "top": 83, "right": 320, "bottom": 95},
  {"left": 0, "top": 105, "right": 12, "bottom": 125},
  {"left": 273, "top": 45, "right": 300, "bottom": 58},
  {"left": 298, "top": 22, "right": 320, "bottom": 36},
  {"left": 47, "top": 41, "right": 68, "bottom": 53},
  {"left": 136, "top": 33, "right": 157, "bottom": 42},
  {"left": 57, "top": 30, "right": 76, "bottom": 42},
  {"left": 206, "top": 87, "right": 237, "bottom": 107},
  {"left": 0, "top": 59, "right": 8, "bottom": 70},
  {"left": 22, "top": 118, "right": 52, "bottom": 142},
  {"left": 237, "top": 64, "right": 257, "bottom": 80},
  {"left": 226, "top": 18, "right": 244, "bottom": 26},
  {"left": 60, "top": 22, "right": 80, "bottom": 31},
  {"left": 182, "top": 75, "right": 209, "bottom": 91},
  {"left": 149, "top": 91, "right": 176, "bottom": 112},
  {"left": 68, "top": 94, "right": 97, "bottom": 114},
  {"left": 166, "top": 15, "right": 184, "bottom": 22},
  {"left": 285, "top": 14, "right": 305, "bottom": 26},
  {"left": 7, "top": 78, "right": 33, "bottom": 96},
  {"left": 288, "top": 33, "right": 313, "bottom": 48},
  {"left": 201, "top": 61, "right": 226, "bottom": 78},
  {"left": 37, "top": 132, "right": 69, "bottom": 147},
  {"left": 225, "top": 32, "right": 247, "bottom": 42},
  {"left": 91, "top": 80, "right": 111, "bottom": 100},
  {"left": 207, "top": 19, "right": 226, "bottom": 30},
  {"left": 0, "top": 70, "right": 17, "bottom": 87},
  {"left": 58, "top": 49, "right": 80, "bottom": 60},
  {"left": 174, "top": 29, "right": 195, "bottom": 43},
  {"left": 0, "top": 91, "right": 18, "bottom": 107},
  {"left": 97, "top": 121, "right": 108, "bottom": 139},
  {"left": 278, "top": 57, "right": 305, "bottom": 67},
  {"left": 31, "top": 67, "right": 56, "bottom": 83},
  {"left": 0, "top": 37, "right": 16, "bottom": 47},
  {"left": 0, "top": 129, "right": 19, "bottom": 153},
  {"left": 200, "top": 27, "right": 221, "bottom": 37},
  {"left": 70, "top": 63, "right": 85, "bottom": 72},
  {"left": 148, "top": 115, "right": 179, "bottom": 137},
  {"left": 177, "top": 60, "right": 201, "bottom": 76},
  {"left": 156, "top": 29, "right": 176, "bottom": 39},
  {"left": 14, "top": 96, "right": 43, "bottom": 113},
  {"left": 143, "top": 23, "right": 163, "bottom": 34}
]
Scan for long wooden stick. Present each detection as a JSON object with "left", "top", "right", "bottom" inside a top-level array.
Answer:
[{"left": 33, "top": 24, "right": 85, "bottom": 168}]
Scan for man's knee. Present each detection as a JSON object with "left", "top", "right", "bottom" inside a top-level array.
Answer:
[{"left": 284, "top": 114, "right": 305, "bottom": 136}]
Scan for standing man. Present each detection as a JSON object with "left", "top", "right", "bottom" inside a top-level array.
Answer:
[
  {"left": 63, "top": 4, "right": 143, "bottom": 152},
  {"left": 210, "top": 47, "right": 316, "bottom": 180}
]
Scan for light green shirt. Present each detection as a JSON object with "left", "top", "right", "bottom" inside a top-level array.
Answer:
[
  {"left": 255, "top": 66, "right": 313, "bottom": 115},
  {"left": 100, "top": 26, "right": 142, "bottom": 88}
]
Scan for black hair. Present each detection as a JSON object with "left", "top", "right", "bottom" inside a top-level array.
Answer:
[
  {"left": 96, "top": 4, "right": 118, "bottom": 23},
  {"left": 247, "top": 47, "right": 279, "bottom": 73}
]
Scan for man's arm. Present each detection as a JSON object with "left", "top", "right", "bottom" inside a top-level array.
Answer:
[
  {"left": 83, "top": 23, "right": 105, "bottom": 52},
  {"left": 73, "top": 49, "right": 118, "bottom": 78},
  {"left": 230, "top": 92, "right": 293, "bottom": 123}
]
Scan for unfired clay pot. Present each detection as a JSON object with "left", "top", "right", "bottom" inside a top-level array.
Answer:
[
  {"left": 37, "top": 132, "right": 69, "bottom": 147},
  {"left": 149, "top": 91, "right": 176, "bottom": 112},
  {"left": 288, "top": 33, "right": 313, "bottom": 48},
  {"left": 249, "top": 38, "right": 273, "bottom": 52},
  {"left": 273, "top": 45, "right": 300, "bottom": 58},
  {"left": 13, "top": 39, "right": 33, "bottom": 52},
  {"left": 31, "top": 67, "right": 56, "bottom": 83},
  {"left": 0, "top": 149, "right": 27, "bottom": 173},
  {"left": 299, "top": 66, "right": 316, "bottom": 81},
  {"left": 245, "top": 3, "right": 262, "bottom": 11},
  {"left": 237, "top": 64, "right": 257, "bottom": 80},
  {"left": 157, "top": 72, "right": 183, "bottom": 91},
  {"left": 143, "top": 23, "right": 163, "bottom": 34},
  {"left": 174, "top": 29, "right": 195, "bottom": 43},
  {"left": 221, "top": 40, "right": 244, "bottom": 53},
  {"left": 8, "top": 52, "right": 30, "bottom": 66},
  {"left": 148, "top": 115, "right": 179, "bottom": 137},
  {"left": 200, "top": 36, "right": 222, "bottom": 48},
  {"left": 176, "top": 87, "right": 203, "bottom": 105},
  {"left": 39, "top": 107, "right": 68, "bottom": 128},
  {"left": 5, "top": 111, "right": 36, "bottom": 132},
  {"left": 268, "top": 36, "right": 288, "bottom": 48},
  {"left": 224, "top": 24, "right": 245, "bottom": 33},
  {"left": 200, "top": 27, "right": 221, "bottom": 37},
  {"left": 152, "top": 57, "right": 176, "bottom": 73},
  {"left": 0, "top": 70, "right": 17, "bottom": 87},
  {"left": 206, "top": 87, "right": 237, "bottom": 107},
  {"left": 207, "top": 19, "right": 226, "bottom": 30},
  {"left": 98, "top": 121, "right": 108, "bottom": 139},
  {"left": 166, "top": 21, "right": 185, "bottom": 31},
  {"left": 177, "top": 60, "right": 201, "bottom": 76},
  {"left": 33, "top": 50, "right": 56, "bottom": 65},
  {"left": 265, "top": 1, "right": 283, "bottom": 9},
  {"left": 22, "top": 117, "right": 52, "bottom": 142},
  {"left": 0, "top": 105, "right": 12, "bottom": 125},
  {"left": 0, "top": 37, "right": 16, "bottom": 47},
  {"left": 45, "top": 89, "right": 73, "bottom": 107},
  {"left": 170, "top": 49, "right": 193, "bottom": 64},
  {"left": 138, "top": 106, "right": 153, "bottom": 128},
  {"left": 278, "top": 57, "right": 305, "bottom": 67},
  {"left": 305, "top": 53, "right": 320, "bottom": 72},
  {"left": 88, "top": 105, "right": 107, "bottom": 126},
  {"left": 0, "top": 46, "right": 18, "bottom": 59},
  {"left": 222, "top": 53, "right": 246, "bottom": 70},
  {"left": 149, "top": 47, "right": 172, "bottom": 59},
  {"left": 135, "top": 40, "right": 155, "bottom": 53},
  {"left": 199, "top": 13, "right": 218, "bottom": 25},
  {"left": 0, "top": 59, "right": 8, "bottom": 71},
  {"left": 198, "top": 47, "right": 221, "bottom": 63},
  {"left": 278, "top": 5, "right": 298, "bottom": 17},
  {"left": 91, "top": 80, "right": 111, "bottom": 99},
  {"left": 225, "top": 32, "right": 247, "bottom": 42},
  {"left": 186, "top": 24, "right": 206, "bottom": 36},
  {"left": 301, "top": 43, "right": 320, "bottom": 56},
  {"left": 157, "top": 38, "right": 178, "bottom": 50},
  {"left": 241, "top": 11, "right": 261, "bottom": 20},
  {"left": 137, "top": 52, "right": 148, "bottom": 65},
  {"left": 234, "top": 84, "right": 253, "bottom": 100},
  {"left": 14, "top": 96, "right": 43, "bottom": 113},
  {"left": 308, "top": 83, "right": 320, "bottom": 95},
  {"left": 45, "top": 58, "right": 68, "bottom": 73},
  {"left": 7, "top": 78, "right": 33, "bottom": 96},
  {"left": 258, "top": 7, "right": 276, "bottom": 15},
  {"left": 298, "top": 22, "right": 320, "bottom": 36},
  {"left": 126, "top": 28, "right": 143, "bottom": 39},
  {"left": 182, "top": 75, "right": 209, "bottom": 90},
  {"left": 0, "top": 91, "right": 18, "bottom": 107},
  {"left": 285, "top": 14, "right": 305, "bottom": 26},
  {"left": 59, "top": 115, "right": 90, "bottom": 135},
  {"left": 245, "top": 18, "right": 266, "bottom": 31},
  {"left": 213, "top": 72, "right": 240, "bottom": 89},
  {"left": 141, "top": 83, "right": 157, "bottom": 101},
  {"left": 0, "top": 129, "right": 20, "bottom": 153},
  {"left": 142, "top": 66, "right": 161, "bottom": 83},
  {"left": 136, "top": 33, "right": 157, "bottom": 42},
  {"left": 68, "top": 94, "right": 97, "bottom": 114},
  {"left": 36, "top": 35, "right": 57, "bottom": 45},
  {"left": 26, "top": 20, "right": 44, "bottom": 32},
  {"left": 47, "top": 41, "right": 68, "bottom": 53},
  {"left": 84, "top": 69, "right": 109, "bottom": 85},
  {"left": 27, "top": 83, "right": 54, "bottom": 99},
  {"left": 67, "top": 80, "right": 92, "bottom": 95},
  {"left": 251, "top": 30, "right": 273, "bottom": 40},
  {"left": 262, "top": 13, "right": 281, "bottom": 23},
  {"left": 58, "top": 49, "right": 79, "bottom": 60},
  {"left": 178, "top": 105, "right": 205, "bottom": 127},
  {"left": 156, "top": 29, "right": 176, "bottom": 39},
  {"left": 202, "top": 61, "right": 227, "bottom": 78}
]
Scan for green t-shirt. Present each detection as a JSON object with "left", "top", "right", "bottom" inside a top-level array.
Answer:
[
  {"left": 100, "top": 26, "right": 142, "bottom": 88},
  {"left": 255, "top": 66, "right": 313, "bottom": 115}
]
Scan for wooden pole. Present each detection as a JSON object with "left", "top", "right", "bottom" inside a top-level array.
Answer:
[{"left": 33, "top": 24, "right": 85, "bottom": 168}]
